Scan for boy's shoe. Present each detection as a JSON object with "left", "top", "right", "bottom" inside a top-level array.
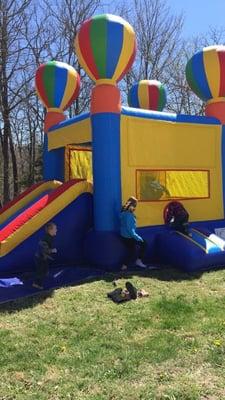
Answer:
[
  {"left": 121, "top": 264, "right": 128, "bottom": 271},
  {"left": 32, "top": 283, "right": 44, "bottom": 290},
  {"left": 125, "top": 281, "right": 138, "bottom": 299},
  {"left": 136, "top": 258, "right": 147, "bottom": 268}
]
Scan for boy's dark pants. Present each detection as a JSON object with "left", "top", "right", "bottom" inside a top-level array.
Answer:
[
  {"left": 172, "top": 214, "right": 189, "bottom": 235},
  {"left": 33, "top": 256, "right": 49, "bottom": 286},
  {"left": 122, "top": 237, "right": 147, "bottom": 266}
]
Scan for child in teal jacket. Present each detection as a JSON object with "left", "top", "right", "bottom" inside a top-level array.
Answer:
[{"left": 120, "top": 197, "right": 147, "bottom": 269}]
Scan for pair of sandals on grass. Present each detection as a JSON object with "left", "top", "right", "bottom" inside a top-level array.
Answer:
[{"left": 107, "top": 281, "right": 149, "bottom": 303}]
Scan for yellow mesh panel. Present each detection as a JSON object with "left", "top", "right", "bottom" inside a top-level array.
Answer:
[
  {"left": 137, "top": 170, "right": 209, "bottom": 201},
  {"left": 65, "top": 146, "right": 93, "bottom": 182}
]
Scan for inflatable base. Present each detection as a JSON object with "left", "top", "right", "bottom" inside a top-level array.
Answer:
[{"left": 0, "top": 265, "right": 104, "bottom": 304}]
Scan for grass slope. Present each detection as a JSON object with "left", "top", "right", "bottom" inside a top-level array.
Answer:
[{"left": 1, "top": 267, "right": 225, "bottom": 400}]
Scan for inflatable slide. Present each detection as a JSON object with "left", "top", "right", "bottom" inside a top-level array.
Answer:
[
  {"left": 0, "top": 179, "right": 93, "bottom": 275},
  {"left": 0, "top": 181, "right": 61, "bottom": 229}
]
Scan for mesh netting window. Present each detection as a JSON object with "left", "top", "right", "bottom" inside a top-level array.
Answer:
[
  {"left": 68, "top": 146, "right": 93, "bottom": 182},
  {"left": 136, "top": 170, "right": 209, "bottom": 201}
]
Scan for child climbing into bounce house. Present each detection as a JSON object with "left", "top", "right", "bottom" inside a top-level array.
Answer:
[
  {"left": 120, "top": 197, "right": 147, "bottom": 269},
  {"left": 32, "top": 222, "right": 58, "bottom": 289},
  {"left": 164, "top": 201, "right": 191, "bottom": 236}
]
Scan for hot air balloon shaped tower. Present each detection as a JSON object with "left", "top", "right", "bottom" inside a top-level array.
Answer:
[
  {"left": 35, "top": 61, "right": 80, "bottom": 181},
  {"left": 128, "top": 80, "right": 167, "bottom": 111},
  {"left": 186, "top": 46, "right": 225, "bottom": 124},
  {"left": 75, "top": 14, "right": 136, "bottom": 231}
]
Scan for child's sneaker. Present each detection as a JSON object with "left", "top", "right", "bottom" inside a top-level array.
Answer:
[
  {"left": 121, "top": 264, "right": 128, "bottom": 271},
  {"left": 125, "top": 281, "right": 138, "bottom": 299},
  {"left": 136, "top": 258, "right": 147, "bottom": 268},
  {"left": 32, "top": 283, "right": 44, "bottom": 290}
]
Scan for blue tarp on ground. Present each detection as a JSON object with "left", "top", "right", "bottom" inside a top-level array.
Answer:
[{"left": 0, "top": 265, "right": 104, "bottom": 304}]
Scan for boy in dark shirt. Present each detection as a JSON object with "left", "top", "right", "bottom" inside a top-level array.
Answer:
[{"left": 32, "top": 222, "right": 57, "bottom": 289}]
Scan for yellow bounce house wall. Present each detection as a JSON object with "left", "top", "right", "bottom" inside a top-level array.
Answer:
[{"left": 120, "top": 115, "right": 224, "bottom": 227}]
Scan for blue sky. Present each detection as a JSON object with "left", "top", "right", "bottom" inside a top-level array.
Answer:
[{"left": 168, "top": 0, "right": 225, "bottom": 37}]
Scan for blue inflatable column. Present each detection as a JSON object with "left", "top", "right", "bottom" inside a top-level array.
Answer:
[
  {"left": 43, "top": 133, "right": 65, "bottom": 182},
  {"left": 91, "top": 84, "right": 122, "bottom": 232}
]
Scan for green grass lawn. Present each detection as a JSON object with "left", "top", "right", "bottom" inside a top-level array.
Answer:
[{"left": 1, "top": 267, "right": 225, "bottom": 400}]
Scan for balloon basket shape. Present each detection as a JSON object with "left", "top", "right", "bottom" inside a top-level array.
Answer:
[
  {"left": 44, "top": 111, "right": 66, "bottom": 133},
  {"left": 91, "top": 83, "right": 121, "bottom": 114},
  {"left": 205, "top": 100, "right": 225, "bottom": 125}
]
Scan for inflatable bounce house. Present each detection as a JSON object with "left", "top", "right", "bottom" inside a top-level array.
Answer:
[{"left": 1, "top": 15, "right": 225, "bottom": 279}]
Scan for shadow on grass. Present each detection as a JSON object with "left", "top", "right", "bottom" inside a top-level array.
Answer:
[
  {"left": 104, "top": 264, "right": 225, "bottom": 284},
  {"left": 0, "top": 289, "right": 55, "bottom": 314},
  {"left": 0, "top": 264, "right": 224, "bottom": 313},
  {"left": 0, "top": 269, "right": 112, "bottom": 313},
  {"left": 104, "top": 266, "right": 201, "bottom": 283}
]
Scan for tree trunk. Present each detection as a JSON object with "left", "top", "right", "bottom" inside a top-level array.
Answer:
[
  {"left": 32, "top": 128, "right": 36, "bottom": 183},
  {"left": 2, "top": 115, "right": 10, "bottom": 203},
  {"left": 9, "top": 129, "right": 18, "bottom": 197}
]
